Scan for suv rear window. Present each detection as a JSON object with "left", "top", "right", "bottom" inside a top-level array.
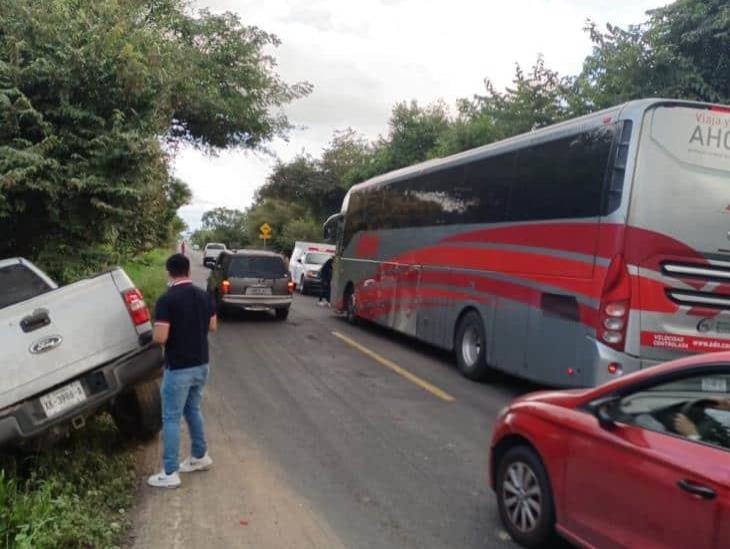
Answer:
[
  {"left": 0, "top": 264, "right": 52, "bottom": 309},
  {"left": 228, "top": 256, "right": 287, "bottom": 278}
]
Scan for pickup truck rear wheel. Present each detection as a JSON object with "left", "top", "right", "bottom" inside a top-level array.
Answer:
[
  {"left": 275, "top": 308, "right": 290, "bottom": 321},
  {"left": 112, "top": 379, "right": 162, "bottom": 441}
]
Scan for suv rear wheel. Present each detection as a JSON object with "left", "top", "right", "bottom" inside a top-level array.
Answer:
[{"left": 275, "top": 308, "right": 289, "bottom": 321}]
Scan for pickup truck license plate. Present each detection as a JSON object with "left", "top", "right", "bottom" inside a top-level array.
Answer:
[
  {"left": 246, "top": 287, "right": 272, "bottom": 296},
  {"left": 40, "top": 381, "right": 87, "bottom": 418}
]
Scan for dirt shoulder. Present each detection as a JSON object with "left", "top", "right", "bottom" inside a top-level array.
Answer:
[{"left": 126, "top": 383, "right": 344, "bottom": 549}]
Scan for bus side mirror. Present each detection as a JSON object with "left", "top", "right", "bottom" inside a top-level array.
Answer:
[{"left": 323, "top": 213, "right": 343, "bottom": 244}]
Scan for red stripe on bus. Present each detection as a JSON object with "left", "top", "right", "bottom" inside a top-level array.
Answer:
[
  {"left": 440, "top": 223, "right": 708, "bottom": 267},
  {"left": 355, "top": 233, "right": 380, "bottom": 259}
]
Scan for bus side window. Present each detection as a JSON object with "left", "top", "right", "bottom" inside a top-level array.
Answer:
[
  {"left": 509, "top": 127, "right": 614, "bottom": 222},
  {"left": 463, "top": 153, "right": 516, "bottom": 223}
]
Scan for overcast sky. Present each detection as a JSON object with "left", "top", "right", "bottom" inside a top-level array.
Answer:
[{"left": 178, "top": 0, "right": 664, "bottom": 230}]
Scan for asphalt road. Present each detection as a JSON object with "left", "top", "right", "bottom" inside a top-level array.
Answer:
[{"left": 132, "top": 256, "right": 546, "bottom": 548}]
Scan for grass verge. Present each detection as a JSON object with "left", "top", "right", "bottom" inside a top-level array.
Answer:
[
  {"left": 121, "top": 247, "right": 172, "bottom": 311},
  {"left": 0, "top": 415, "right": 135, "bottom": 549},
  {"left": 0, "top": 247, "right": 171, "bottom": 548}
]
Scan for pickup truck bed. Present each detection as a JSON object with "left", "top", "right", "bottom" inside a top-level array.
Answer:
[{"left": 0, "top": 258, "right": 164, "bottom": 446}]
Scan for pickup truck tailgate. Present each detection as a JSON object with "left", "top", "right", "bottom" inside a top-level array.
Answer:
[{"left": 0, "top": 271, "right": 143, "bottom": 410}]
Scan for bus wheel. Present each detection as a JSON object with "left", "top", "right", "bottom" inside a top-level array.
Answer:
[
  {"left": 455, "top": 311, "right": 491, "bottom": 381},
  {"left": 345, "top": 288, "right": 358, "bottom": 325}
]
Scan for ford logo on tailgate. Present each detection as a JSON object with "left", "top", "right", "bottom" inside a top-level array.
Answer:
[{"left": 29, "top": 335, "right": 63, "bottom": 355}]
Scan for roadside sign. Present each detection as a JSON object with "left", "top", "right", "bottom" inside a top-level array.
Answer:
[{"left": 259, "top": 223, "right": 272, "bottom": 247}]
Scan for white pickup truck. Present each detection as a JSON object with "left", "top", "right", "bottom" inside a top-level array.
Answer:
[{"left": 0, "top": 258, "right": 164, "bottom": 447}]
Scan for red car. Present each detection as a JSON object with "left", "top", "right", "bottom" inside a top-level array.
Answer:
[{"left": 490, "top": 352, "right": 730, "bottom": 548}]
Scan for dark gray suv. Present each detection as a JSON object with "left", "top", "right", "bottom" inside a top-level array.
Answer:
[{"left": 207, "top": 250, "right": 293, "bottom": 320}]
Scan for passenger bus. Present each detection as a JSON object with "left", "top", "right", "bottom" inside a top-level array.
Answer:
[{"left": 324, "top": 99, "right": 730, "bottom": 387}]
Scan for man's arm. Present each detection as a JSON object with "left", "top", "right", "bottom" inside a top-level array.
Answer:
[
  {"left": 153, "top": 295, "right": 170, "bottom": 345},
  {"left": 153, "top": 322, "right": 170, "bottom": 345},
  {"left": 208, "top": 292, "right": 218, "bottom": 333}
]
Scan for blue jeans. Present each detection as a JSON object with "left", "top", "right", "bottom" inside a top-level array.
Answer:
[{"left": 161, "top": 364, "right": 209, "bottom": 475}]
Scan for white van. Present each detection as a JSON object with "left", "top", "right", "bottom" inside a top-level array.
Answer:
[{"left": 289, "top": 241, "right": 335, "bottom": 288}]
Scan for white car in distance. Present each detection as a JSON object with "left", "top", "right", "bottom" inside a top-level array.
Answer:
[{"left": 203, "top": 243, "right": 227, "bottom": 267}]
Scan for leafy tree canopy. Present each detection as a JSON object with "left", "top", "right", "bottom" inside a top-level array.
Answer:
[{"left": 0, "top": 0, "right": 310, "bottom": 280}]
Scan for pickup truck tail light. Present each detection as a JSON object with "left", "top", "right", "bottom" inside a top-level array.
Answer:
[
  {"left": 122, "top": 288, "right": 150, "bottom": 326},
  {"left": 287, "top": 281, "right": 295, "bottom": 294},
  {"left": 221, "top": 280, "right": 231, "bottom": 294}
]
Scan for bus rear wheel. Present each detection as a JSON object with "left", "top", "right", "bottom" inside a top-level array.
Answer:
[{"left": 455, "top": 311, "right": 491, "bottom": 381}]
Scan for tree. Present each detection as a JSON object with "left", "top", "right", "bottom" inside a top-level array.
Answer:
[
  {"left": 0, "top": 0, "right": 310, "bottom": 280},
  {"left": 195, "top": 207, "right": 249, "bottom": 248},
  {"left": 245, "top": 199, "right": 309, "bottom": 253},
  {"left": 346, "top": 101, "right": 451, "bottom": 184},
  {"left": 574, "top": 0, "right": 729, "bottom": 111},
  {"left": 648, "top": 0, "right": 729, "bottom": 102}
]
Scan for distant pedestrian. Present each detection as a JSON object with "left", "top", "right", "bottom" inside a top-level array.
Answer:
[
  {"left": 148, "top": 253, "right": 217, "bottom": 489},
  {"left": 180, "top": 241, "right": 187, "bottom": 255},
  {"left": 318, "top": 256, "right": 334, "bottom": 307}
]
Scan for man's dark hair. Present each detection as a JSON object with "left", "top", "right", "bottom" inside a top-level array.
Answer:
[{"left": 166, "top": 253, "right": 190, "bottom": 278}]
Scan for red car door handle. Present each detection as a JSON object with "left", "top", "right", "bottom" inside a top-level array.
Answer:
[{"left": 677, "top": 480, "right": 716, "bottom": 500}]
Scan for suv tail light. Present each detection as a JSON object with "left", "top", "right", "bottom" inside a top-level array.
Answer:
[
  {"left": 599, "top": 254, "right": 631, "bottom": 351},
  {"left": 221, "top": 280, "right": 231, "bottom": 294},
  {"left": 122, "top": 288, "right": 150, "bottom": 326},
  {"left": 287, "top": 281, "right": 295, "bottom": 294}
]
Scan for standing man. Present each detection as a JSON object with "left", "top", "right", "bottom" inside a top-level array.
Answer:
[
  {"left": 148, "top": 253, "right": 217, "bottom": 488},
  {"left": 318, "top": 256, "right": 334, "bottom": 307},
  {"left": 180, "top": 240, "right": 187, "bottom": 256}
]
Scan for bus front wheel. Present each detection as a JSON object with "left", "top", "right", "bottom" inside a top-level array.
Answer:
[{"left": 455, "top": 311, "right": 491, "bottom": 381}]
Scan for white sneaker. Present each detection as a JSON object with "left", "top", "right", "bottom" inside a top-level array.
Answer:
[
  {"left": 147, "top": 470, "right": 181, "bottom": 488},
  {"left": 317, "top": 301, "right": 326, "bottom": 307},
  {"left": 179, "top": 453, "right": 213, "bottom": 473}
]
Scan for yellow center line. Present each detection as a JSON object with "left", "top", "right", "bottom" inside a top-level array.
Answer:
[{"left": 331, "top": 331, "right": 455, "bottom": 402}]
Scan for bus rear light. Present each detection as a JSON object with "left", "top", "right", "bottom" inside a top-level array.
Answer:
[
  {"left": 603, "top": 317, "right": 625, "bottom": 331},
  {"left": 221, "top": 280, "right": 231, "bottom": 294},
  {"left": 122, "top": 289, "right": 150, "bottom": 326},
  {"left": 599, "top": 255, "right": 631, "bottom": 351},
  {"left": 602, "top": 331, "right": 623, "bottom": 344},
  {"left": 608, "top": 362, "right": 622, "bottom": 375},
  {"left": 567, "top": 368, "right": 576, "bottom": 376},
  {"left": 604, "top": 302, "right": 628, "bottom": 317}
]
